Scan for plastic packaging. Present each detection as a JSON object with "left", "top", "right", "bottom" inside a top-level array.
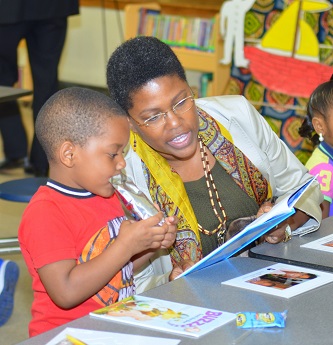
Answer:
[
  {"left": 236, "top": 311, "right": 287, "bottom": 328},
  {"left": 110, "top": 172, "right": 164, "bottom": 225}
]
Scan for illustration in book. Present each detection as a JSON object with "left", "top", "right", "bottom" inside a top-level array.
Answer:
[
  {"left": 45, "top": 327, "right": 181, "bottom": 345},
  {"left": 222, "top": 263, "right": 333, "bottom": 298},
  {"left": 89, "top": 295, "right": 235, "bottom": 338},
  {"left": 301, "top": 233, "right": 333, "bottom": 253}
]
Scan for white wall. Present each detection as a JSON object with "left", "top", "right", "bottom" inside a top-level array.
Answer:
[
  {"left": 59, "top": 7, "right": 125, "bottom": 87},
  {"left": 58, "top": 6, "right": 201, "bottom": 91}
]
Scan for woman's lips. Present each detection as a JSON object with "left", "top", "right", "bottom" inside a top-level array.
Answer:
[{"left": 168, "top": 132, "right": 191, "bottom": 148}]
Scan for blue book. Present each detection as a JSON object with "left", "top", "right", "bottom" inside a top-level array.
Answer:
[{"left": 176, "top": 176, "right": 317, "bottom": 278}]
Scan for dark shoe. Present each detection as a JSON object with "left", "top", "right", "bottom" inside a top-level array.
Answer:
[
  {"left": 0, "top": 259, "right": 19, "bottom": 326},
  {"left": 0, "top": 158, "right": 26, "bottom": 170}
]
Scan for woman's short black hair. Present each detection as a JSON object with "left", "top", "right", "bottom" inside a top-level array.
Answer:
[{"left": 106, "top": 36, "right": 187, "bottom": 112}]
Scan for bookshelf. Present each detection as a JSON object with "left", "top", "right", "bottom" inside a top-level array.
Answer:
[{"left": 124, "top": 3, "right": 230, "bottom": 96}]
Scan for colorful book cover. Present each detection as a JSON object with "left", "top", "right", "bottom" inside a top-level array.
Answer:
[
  {"left": 45, "top": 327, "right": 181, "bottom": 345},
  {"left": 222, "top": 263, "right": 333, "bottom": 298},
  {"left": 177, "top": 176, "right": 317, "bottom": 278},
  {"left": 89, "top": 295, "right": 235, "bottom": 338}
]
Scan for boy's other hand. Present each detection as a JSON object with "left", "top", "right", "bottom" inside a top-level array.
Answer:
[{"left": 161, "top": 216, "right": 178, "bottom": 249}]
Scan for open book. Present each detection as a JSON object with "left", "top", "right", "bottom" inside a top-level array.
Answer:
[
  {"left": 90, "top": 295, "right": 235, "bottom": 338},
  {"left": 177, "top": 176, "right": 317, "bottom": 278}
]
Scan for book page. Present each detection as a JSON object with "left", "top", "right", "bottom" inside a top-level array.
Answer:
[
  {"left": 90, "top": 295, "right": 235, "bottom": 338},
  {"left": 46, "top": 327, "right": 181, "bottom": 345},
  {"left": 222, "top": 263, "right": 333, "bottom": 298}
]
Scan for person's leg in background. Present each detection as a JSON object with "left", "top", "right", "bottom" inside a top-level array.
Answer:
[
  {"left": 24, "top": 18, "right": 68, "bottom": 176},
  {"left": 0, "top": 22, "right": 28, "bottom": 169}
]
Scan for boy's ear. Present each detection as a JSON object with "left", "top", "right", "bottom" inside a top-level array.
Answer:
[
  {"left": 59, "top": 141, "right": 76, "bottom": 167},
  {"left": 312, "top": 116, "right": 325, "bottom": 136}
]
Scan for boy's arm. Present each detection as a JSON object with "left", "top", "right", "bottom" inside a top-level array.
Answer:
[{"left": 38, "top": 213, "right": 168, "bottom": 309}]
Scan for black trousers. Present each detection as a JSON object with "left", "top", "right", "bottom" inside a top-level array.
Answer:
[{"left": 0, "top": 17, "right": 67, "bottom": 172}]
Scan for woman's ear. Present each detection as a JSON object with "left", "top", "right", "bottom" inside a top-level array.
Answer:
[
  {"left": 312, "top": 116, "right": 326, "bottom": 136},
  {"left": 128, "top": 118, "right": 138, "bottom": 133},
  {"left": 59, "top": 141, "right": 76, "bottom": 167}
]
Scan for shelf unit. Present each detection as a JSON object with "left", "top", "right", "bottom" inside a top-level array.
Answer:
[{"left": 124, "top": 2, "right": 230, "bottom": 96}]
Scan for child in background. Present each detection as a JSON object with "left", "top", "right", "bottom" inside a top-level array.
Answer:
[
  {"left": 299, "top": 76, "right": 333, "bottom": 218},
  {"left": 18, "top": 87, "right": 177, "bottom": 336}
]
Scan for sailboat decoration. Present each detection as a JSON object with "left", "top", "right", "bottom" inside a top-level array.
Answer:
[{"left": 243, "top": 0, "right": 333, "bottom": 98}]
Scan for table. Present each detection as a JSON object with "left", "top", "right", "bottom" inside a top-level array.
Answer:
[
  {"left": 16, "top": 257, "right": 333, "bottom": 345},
  {"left": 0, "top": 86, "right": 32, "bottom": 103},
  {"left": 249, "top": 217, "right": 333, "bottom": 272}
]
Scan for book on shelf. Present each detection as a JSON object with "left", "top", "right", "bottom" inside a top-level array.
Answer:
[
  {"left": 300, "top": 233, "right": 333, "bottom": 253},
  {"left": 89, "top": 295, "right": 235, "bottom": 338},
  {"left": 176, "top": 176, "right": 317, "bottom": 279},
  {"left": 137, "top": 8, "right": 216, "bottom": 52},
  {"left": 222, "top": 263, "right": 333, "bottom": 298},
  {"left": 45, "top": 327, "right": 181, "bottom": 345}
]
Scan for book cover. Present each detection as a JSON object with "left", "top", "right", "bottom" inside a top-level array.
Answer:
[
  {"left": 45, "top": 327, "right": 181, "bottom": 345},
  {"left": 300, "top": 233, "right": 333, "bottom": 253},
  {"left": 222, "top": 263, "right": 333, "bottom": 298},
  {"left": 89, "top": 295, "right": 235, "bottom": 338},
  {"left": 176, "top": 176, "right": 317, "bottom": 278}
]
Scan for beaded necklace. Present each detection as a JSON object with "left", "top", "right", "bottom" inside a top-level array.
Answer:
[{"left": 198, "top": 135, "right": 227, "bottom": 246}]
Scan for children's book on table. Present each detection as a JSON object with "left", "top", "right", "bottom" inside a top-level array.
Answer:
[
  {"left": 176, "top": 176, "right": 317, "bottom": 278},
  {"left": 45, "top": 327, "right": 181, "bottom": 345},
  {"left": 89, "top": 295, "right": 236, "bottom": 338}
]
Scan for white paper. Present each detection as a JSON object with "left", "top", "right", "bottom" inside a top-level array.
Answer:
[
  {"left": 45, "top": 327, "right": 181, "bottom": 345},
  {"left": 222, "top": 263, "right": 333, "bottom": 298}
]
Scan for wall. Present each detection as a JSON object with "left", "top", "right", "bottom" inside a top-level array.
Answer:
[{"left": 58, "top": 6, "right": 125, "bottom": 87}]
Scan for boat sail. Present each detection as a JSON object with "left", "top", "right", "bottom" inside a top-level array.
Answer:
[{"left": 244, "top": 0, "right": 333, "bottom": 98}]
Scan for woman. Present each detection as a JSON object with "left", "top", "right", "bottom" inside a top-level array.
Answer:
[{"left": 106, "top": 36, "right": 323, "bottom": 292}]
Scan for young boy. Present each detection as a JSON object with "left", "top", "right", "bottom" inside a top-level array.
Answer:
[{"left": 18, "top": 87, "right": 177, "bottom": 336}]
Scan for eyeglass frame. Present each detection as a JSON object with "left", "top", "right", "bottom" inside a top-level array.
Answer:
[{"left": 129, "top": 94, "right": 195, "bottom": 129}]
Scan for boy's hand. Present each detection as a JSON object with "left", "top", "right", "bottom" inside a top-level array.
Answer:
[
  {"left": 160, "top": 216, "right": 178, "bottom": 249},
  {"left": 117, "top": 211, "right": 169, "bottom": 256}
]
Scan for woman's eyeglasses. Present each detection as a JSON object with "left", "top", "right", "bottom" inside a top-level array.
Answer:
[{"left": 131, "top": 95, "right": 195, "bottom": 129}]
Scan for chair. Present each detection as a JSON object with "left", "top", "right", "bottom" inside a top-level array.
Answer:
[{"left": 0, "top": 177, "right": 48, "bottom": 253}]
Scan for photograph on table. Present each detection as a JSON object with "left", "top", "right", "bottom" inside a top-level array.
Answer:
[
  {"left": 301, "top": 234, "right": 333, "bottom": 253},
  {"left": 222, "top": 263, "right": 333, "bottom": 298}
]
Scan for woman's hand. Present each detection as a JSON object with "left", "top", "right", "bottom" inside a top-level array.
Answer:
[
  {"left": 169, "top": 260, "right": 195, "bottom": 281},
  {"left": 257, "top": 199, "right": 310, "bottom": 244}
]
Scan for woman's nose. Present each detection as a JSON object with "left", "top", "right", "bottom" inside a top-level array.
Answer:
[{"left": 165, "top": 109, "right": 182, "bottom": 127}]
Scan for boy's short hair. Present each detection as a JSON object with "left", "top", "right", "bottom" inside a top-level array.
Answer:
[
  {"left": 36, "top": 87, "right": 127, "bottom": 162},
  {"left": 106, "top": 36, "right": 187, "bottom": 112}
]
